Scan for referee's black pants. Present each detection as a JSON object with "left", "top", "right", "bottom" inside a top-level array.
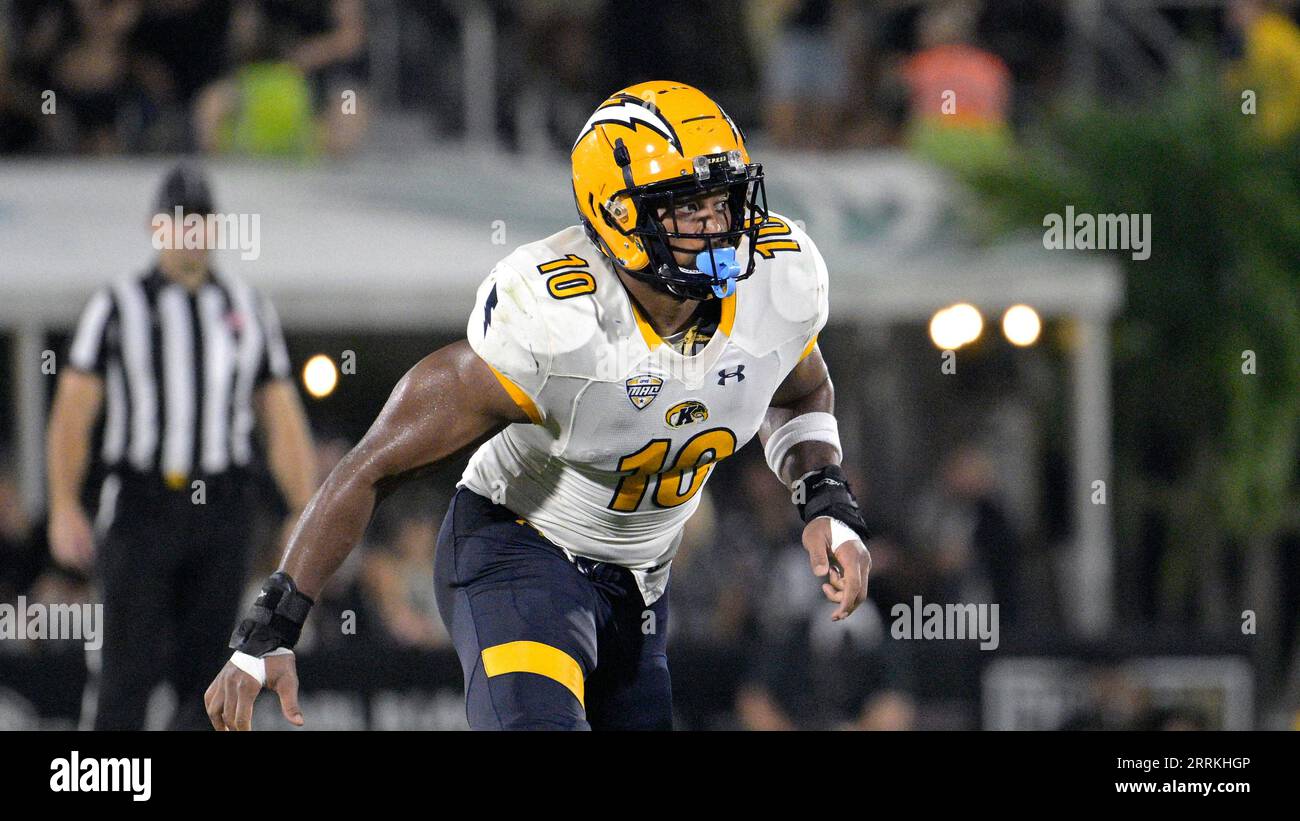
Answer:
[{"left": 91, "top": 471, "right": 254, "bottom": 731}]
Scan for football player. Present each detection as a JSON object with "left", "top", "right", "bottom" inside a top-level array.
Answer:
[{"left": 205, "top": 82, "right": 872, "bottom": 731}]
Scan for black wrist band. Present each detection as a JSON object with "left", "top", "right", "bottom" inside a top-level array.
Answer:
[
  {"left": 229, "top": 571, "right": 315, "bottom": 657},
  {"left": 792, "top": 464, "right": 870, "bottom": 543}
]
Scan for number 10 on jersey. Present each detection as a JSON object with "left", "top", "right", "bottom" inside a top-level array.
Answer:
[{"left": 609, "top": 428, "right": 737, "bottom": 511}]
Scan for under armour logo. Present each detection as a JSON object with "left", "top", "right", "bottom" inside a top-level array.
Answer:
[{"left": 717, "top": 364, "right": 745, "bottom": 385}]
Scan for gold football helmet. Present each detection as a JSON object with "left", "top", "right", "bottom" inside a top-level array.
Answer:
[{"left": 571, "top": 81, "right": 768, "bottom": 300}]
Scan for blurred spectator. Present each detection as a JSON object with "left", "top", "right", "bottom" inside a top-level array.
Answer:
[
  {"left": 837, "top": 2, "right": 909, "bottom": 148},
  {"left": 193, "top": 0, "right": 316, "bottom": 156},
  {"left": 911, "top": 445, "right": 1024, "bottom": 627},
  {"left": 1226, "top": 0, "right": 1300, "bottom": 142},
  {"left": 901, "top": 0, "right": 1012, "bottom": 172},
  {"left": 668, "top": 458, "right": 786, "bottom": 647},
  {"left": 125, "top": 0, "right": 236, "bottom": 150},
  {"left": 45, "top": 0, "right": 153, "bottom": 152},
  {"left": 130, "top": 0, "right": 234, "bottom": 106},
  {"left": 737, "top": 545, "right": 915, "bottom": 731},
  {"left": 685, "top": 454, "right": 916, "bottom": 731},
  {"left": 194, "top": 0, "right": 365, "bottom": 157},
  {"left": 360, "top": 487, "right": 448, "bottom": 649},
  {"left": 266, "top": 0, "right": 367, "bottom": 155},
  {"left": 753, "top": 0, "right": 868, "bottom": 149},
  {"left": 394, "top": 1, "right": 458, "bottom": 141},
  {"left": 264, "top": 0, "right": 364, "bottom": 83},
  {"left": 16, "top": 0, "right": 188, "bottom": 152},
  {"left": 501, "top": 0, "right": 605, "bottom": 154}
]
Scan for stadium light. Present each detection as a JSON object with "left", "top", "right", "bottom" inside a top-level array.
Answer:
[
  {"left": 303, "top": 354, "right": 339, "bottom": 398},
  {"left": 929, "top": 303, "right": 983, "bottom": 350},
  {"left": 1001, "top": 304, "right": 1042, "bottom": 346}
]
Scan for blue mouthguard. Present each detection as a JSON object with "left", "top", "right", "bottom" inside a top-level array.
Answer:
[{"left": 696, "top": 246, "right": 741, "bottom": 298}]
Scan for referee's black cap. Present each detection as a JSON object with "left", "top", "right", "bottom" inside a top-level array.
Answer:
[{"left": 154, "top": 162, "right": 216, "bottom": 216}]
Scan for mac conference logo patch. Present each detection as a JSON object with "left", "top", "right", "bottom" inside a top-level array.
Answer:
[
  {"left": 625, "top": 374, "right": 663, "bottom": 410},
  {"left": 665, "top": 400, "right": 709, "bottom": 428}
]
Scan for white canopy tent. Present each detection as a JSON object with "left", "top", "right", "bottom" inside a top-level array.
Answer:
[{"left": 0, "top": 151, "right": 1121, "bottom": 635}]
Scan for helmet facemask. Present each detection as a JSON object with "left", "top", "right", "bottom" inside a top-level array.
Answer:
[{"left": 616, "top": 153, "right": 768, "bottom": 302}]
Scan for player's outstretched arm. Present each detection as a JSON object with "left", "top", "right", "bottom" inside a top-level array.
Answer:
[
  {"left": 278, "top": 340, "right": 527, "bottom": 597},
  {"left": 205, "top": 340, "right": 528, "bottom": 730},
  {"left": 761, "top": 346, "right": 871, "bottom": 621}
]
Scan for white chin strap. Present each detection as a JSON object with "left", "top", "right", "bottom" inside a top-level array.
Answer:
[{"left": 230, "top": 648, "right": 294, "bottom": 686}]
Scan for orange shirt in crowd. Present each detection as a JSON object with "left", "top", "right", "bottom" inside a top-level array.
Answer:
[{"left": 904, "top": 43, "right": 1012, "bottom": 128}]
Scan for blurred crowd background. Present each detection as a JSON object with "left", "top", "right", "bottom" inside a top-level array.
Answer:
[
  {"left": 3, "top": 0, "right": 1295, "bottom": 159},
  {"left": 1, "top": 0, "right": 1298, "bottom": 730}
]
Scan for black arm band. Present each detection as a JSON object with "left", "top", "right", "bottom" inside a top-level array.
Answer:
[
  {"left": 793, "top": 464, "right": 870, "bottom": 543},
  {"left": 229, "top": 571, "right": 315, "bottom": 657}
]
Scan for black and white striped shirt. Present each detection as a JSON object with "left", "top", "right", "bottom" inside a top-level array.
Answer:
[{"left": 67, "top": 267, "right": 291, "bottom": 486}]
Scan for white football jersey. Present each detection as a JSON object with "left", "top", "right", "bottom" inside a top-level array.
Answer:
[{"left": 460, "top": 212, "right": 829, "bottom": 603}]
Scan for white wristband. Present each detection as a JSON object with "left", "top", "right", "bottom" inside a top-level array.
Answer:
[
  {"left": 230, "top": 648, "right": 294, "bottom": 687},
  {"left": 821, "top": 516, "right": 860, "bottom": 554},
  {"left": 764, "top": 411, "right": 841, "bottom": 478}
]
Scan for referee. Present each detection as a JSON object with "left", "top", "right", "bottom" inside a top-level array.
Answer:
[{"left": 45, "top": 164, "right": 316, "bottom": 730}]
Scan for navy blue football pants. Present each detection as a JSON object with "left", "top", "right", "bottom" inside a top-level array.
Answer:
[{"left": 434, "top": 487, "right": 672, "bottom": 730}]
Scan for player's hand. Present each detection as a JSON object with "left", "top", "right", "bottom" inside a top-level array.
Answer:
[
  {"left": 49, "top": 504, "right": 95, "bottom": 572},
  {"left": 204, "top": 653, "right": 304, "bottom": 731},
  {"left": 801, "top": 517, "right": 871, "bottom": 621}
]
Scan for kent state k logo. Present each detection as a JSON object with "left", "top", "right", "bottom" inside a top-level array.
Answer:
[{"left": 717, "top": 364, "right": 745, "bottom": 386}]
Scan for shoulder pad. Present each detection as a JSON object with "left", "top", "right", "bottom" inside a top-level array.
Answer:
[
  {"left": 759, "top": 212, "right": 829, "bottom": 329},
  {"left": 466, "top": 260, "right": 551, "bottom": 399}
]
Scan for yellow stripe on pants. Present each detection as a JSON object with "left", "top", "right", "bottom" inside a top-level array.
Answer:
[{"left": 481, "top": 641, "right": 585, "bottom": 707}]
